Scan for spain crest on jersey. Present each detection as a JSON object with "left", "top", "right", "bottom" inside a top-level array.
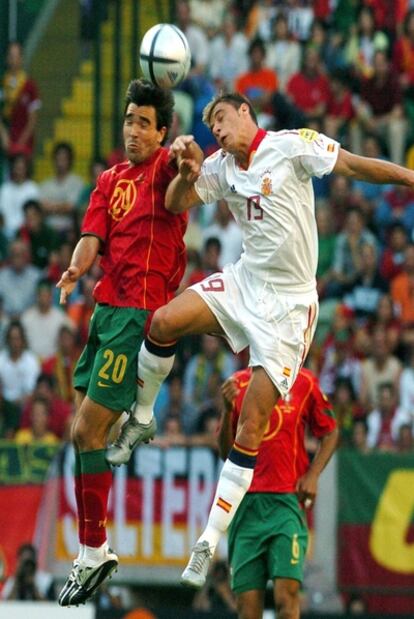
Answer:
[{"left": 261, "top": 176, "right": 272, "bottom": 196}]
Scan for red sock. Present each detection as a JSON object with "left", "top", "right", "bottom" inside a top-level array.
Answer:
[
  {"left": 74, "top": 452, "right": 85, "bottom": 545},
  {"left": 79, "top": 449, "right": 112, "bottom": 548}
]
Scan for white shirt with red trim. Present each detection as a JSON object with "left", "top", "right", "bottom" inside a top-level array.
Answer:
[{"left": 195, "top": 128, "right": 339, "bottom": 294}]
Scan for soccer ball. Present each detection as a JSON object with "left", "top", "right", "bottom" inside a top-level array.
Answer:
[{"left": 139, "top": 23, "right": 191, "bottom": 89}]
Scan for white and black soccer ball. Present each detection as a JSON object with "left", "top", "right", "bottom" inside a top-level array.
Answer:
[{"left": 139, "top": 23, "right": 191, "bottom": 89}]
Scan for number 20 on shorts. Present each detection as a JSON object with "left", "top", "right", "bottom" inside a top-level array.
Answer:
[{"left": 98, "top": 349, "right": 128, "bottom": 384}]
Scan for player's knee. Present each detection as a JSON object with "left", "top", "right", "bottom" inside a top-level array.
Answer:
[
  {"left": 150, "top": 305, "right": 176, "bottom": 342},
  {"left": 236, "top": 598, "right": 259, "bottom": 619},
  {"left": 275, "top": 586, "right": 300, "bottom": 619}
]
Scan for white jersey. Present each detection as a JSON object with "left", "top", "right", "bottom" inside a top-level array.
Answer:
[{"left": 194, "top": 128, "right": 339, "bottom": 294}]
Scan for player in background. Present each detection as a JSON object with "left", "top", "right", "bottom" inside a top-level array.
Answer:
[
  {"left": 106, "top": 92, "right": 414, "bottom": 588},
  {"left": 56, "top": 79, "right": 187, "bottom": 606},
  {"left": 219, "top": 367, "right": 337, "bottom": 619}
]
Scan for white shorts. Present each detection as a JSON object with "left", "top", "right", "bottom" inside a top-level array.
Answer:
[{"left": 190, "top": 261, "right": 318, "bottom": 397}]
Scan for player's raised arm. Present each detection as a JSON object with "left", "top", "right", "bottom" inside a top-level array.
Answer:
[
  {"left": 333, "top": 147, "right": 414, "bottom": 186},
  {"left": 166, "top": 135, "right": 204, "bottom": 213}
]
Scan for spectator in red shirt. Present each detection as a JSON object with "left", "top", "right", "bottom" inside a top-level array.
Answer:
[
  {"left": 351, "top": 50, "right": 407, "bottom": 164},
  {"left": 324, "top": 69, "right": 355, "bottom": 141},
  {"left": 286, "top": 46, "right": 331, "bottom": 123},
  {"left": 20, "top": 373, "right": 72, "bottom": 440},
  {"left": 380, "top": 223, "right": 409, "bottom": 281},
  {"left": 56, "top": 79, "right": 187, "bottom": 607},
  {"left": 0, "top": 42, "right": 41, "bottom": 159},
  {"left": 393, "top": 10, "right": 414, "bottom": 91},
  {"left": 218, "top": 367, "right": 338, "bottom": 619}
]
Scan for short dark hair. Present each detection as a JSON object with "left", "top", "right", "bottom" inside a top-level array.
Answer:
[
  {"left": 124, "top": 79, "right": 174, "bottom": 144},
  {"left": 23, "top": 199, "right": 43, "bottom": 214},
  {"left": 53, "top": 141, "right": 74, "bottom": 165},
  {"left": 202, "top": 93, "right": 258, "bottom": 128}
]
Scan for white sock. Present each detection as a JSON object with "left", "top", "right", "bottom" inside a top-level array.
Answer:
[
  {"left": 75, "top": 544, "right": 85, "bottom": 563},
  {"left": 83, "top": 541, "right": 108, "bottom": 565},
  {"left": 132, "top": 341, "right": 175, "bottom": 424},
  {"left": 197, "top": 458, "right": 254, "bottom": 555}
]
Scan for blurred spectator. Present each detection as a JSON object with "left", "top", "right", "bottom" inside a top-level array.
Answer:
[
  {"left": 285, "top": 0, "right": 315, "bottom": 43},
  {"left": 17, "top": 199, "right": 60, "bottom": 269},
  {"left": 316, "top": 205, "right": 336, "bottom": 298},
  {"left": 39, "top": 141, "right": 84, "bottom": 237},
  {"left": 329, "top": 207, "right": 377, "bottom": 298},
  {"left": 0, "top": 238, "right": 41, "bottom": 317},
  {"left": 0, "top": 42, "right": 41, "bottom": 160},
  {"left": 183, "top": 334, "right": 237, "bottom": 410},
  {"left": 0, "top": 320, "right": 40, "bottom": 406},
  {"left": 42, "top": 324, "right": 79, "bottom": 403},
  {"left": 46, "top": 241, "right": 77, "bottom": 288},
  {"left": 244, "top": 0, "right": 278, "bottom": 42},
  {"left": 176, "top": 0, "right": 210, "bottom": 77},
  {"left": 0, "top": 379, "right": 21, "bottom": 438},
  {"left": 286, "top": 47, "right": 330, "bottom": 123},
  {"left": 397, "top": 422, "right": 414, "bottom": 453},
  {"left": 366, "top": 382, "right": 408, "bottom": 451},
  {"left": 67, "top": 274, "right": 96, "bottom": 346},
  {"left": 192, "top": 559, "right": 236, "bottom": 613},
  {"left": 333, "top": 377, "right": 364, "bottom": 446},
  {"left": 75, "top": 157, "right": 107, "bottom": 225},
  {"left": 208, "top": 15, "right": 248, "bottom": 91},
  {"left": 390, "top": 244, "right": 414, "bottom": 348},
  {"left": 156, "top": 373, "right": 196, "bottom": 434},
  {"left": 20, "top": 373, "right": 72, "bottom": 440},
  {"left": 393, "top": 9, "right": 414, "bottom": 92},
  {"left": 235, "top": 37, "right": 278, "bottom": 127},
  {"left": 400, "top": 346, "right": 414, "bottom": 417},
  {"left": 352, "top": 134, "right": 389, "bottom": 223},
  {"left": 343, "top": 243, "right": 388, "bottom": 323},
  {"left": 365, "top": 293, "right": 402, "bottom": 355},
  {"left": 0, "top": 293, "right": 10, "bottom": 347},
  {"left": 374, "top": 185, "right": 414, "bottom": 236},
  {"left": 350, "top": 417, "right": 371, "bottom": 454},
  {"left": 153, "top": 414, "right": 187, "bottom": 448},
  {"left": 346, "top": 592, "right": 369, "bottom": 613},
  {"left": 0, "top": 153, "right": 39, "bottom": 239},
  {"left": 202, "top": 199, "right": 242, "bottom": 268},
  {"left": 265, "top": 13, "right": 301, "bottom": 92},
  {"left": 319, "top": 329, "right": 362, "bottom": 398},
  {"left": 344, "top": 5, "right": 388, "bottom": 79},
  {"left": 1, "top": 543, "right": 53, "bottom": 601},
  {"left": 187, "top": 236, "right": 222, "bottom": 286},
  {"left": 189, "top": 0, "right": 230, "bottom": 39},
  {"left": 359, "top": 328, "right": 403, "bottom": 410},
  {"left": 324, "top": 68, "right": 355, "bottom": 142},
  {"left": 351, "top": 50, "right": 407, "bottom": 165},
  {"left": 325, "top": 174, "right": 361, "bottom": 232},
  {"left": 15, "top": 395, "right": 59, "bottom": 445},
  {"left": 379, "top": 223, "right": 409, "bottom": 281},
  {"left": 21, "top": 278, "right": 74, "bottom": 360}
]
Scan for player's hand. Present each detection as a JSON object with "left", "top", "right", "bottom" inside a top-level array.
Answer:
[
  {"left": 178, "top": 157, "right": 201, "bottom": 183},
  {"left": 56, "top": 265, "right": 81, "bottom": 304},
  {"left": 296, "top": 471, "right": 318, "bottom": 508},
  {"left": 169, "top": 135, "right": 196, "bottom": 161},
  {"left": 221, "top": 377, "right": 239, "bottom": 412}
]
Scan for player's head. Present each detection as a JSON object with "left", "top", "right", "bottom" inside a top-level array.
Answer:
[
  {"left": 202, "top": 93, "right": 258, "bottom": 155},
  {"left": 123, "top": 79, "right": 174, "bottom": 163}
]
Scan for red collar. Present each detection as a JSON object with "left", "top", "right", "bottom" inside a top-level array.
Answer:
[{"left": 244, "top": 128, "right": 267, "bottom": 169}]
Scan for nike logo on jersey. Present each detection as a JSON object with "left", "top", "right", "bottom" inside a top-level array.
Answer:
[
  {"left": 290, "top": 559, "right": 299, "bottom": 565},
  {"left": 98, "top": 381, "right": 110, "bottom": 388}
]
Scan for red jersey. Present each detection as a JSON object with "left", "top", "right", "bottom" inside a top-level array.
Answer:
[
  {"left": 230, "top": 368, "right": 336, "bottom": 493},
  {"left": 286, "top": 72, "right": 330, "bottom": 114},
  {"left": 82, "top": 148, "right": 188, "bottom": 309}
]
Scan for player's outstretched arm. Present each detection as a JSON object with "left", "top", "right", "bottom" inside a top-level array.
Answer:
[
  {"left": 57, "top": 235, "right": 100, "bottom": 304},
  {"left": 166, "top": 135, "right": 204, "bottom": 213},
  {"left": 334, "top": 148, "right": 414, "bottom": 186}
]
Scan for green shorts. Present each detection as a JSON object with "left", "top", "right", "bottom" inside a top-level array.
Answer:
[
  {"left": 228, "top": 493, "right": 308, "bottom": 593},
  {"left": 73, "top": 304, "right": 150, "bottom": 412}
]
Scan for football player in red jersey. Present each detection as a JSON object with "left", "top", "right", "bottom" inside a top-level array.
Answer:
[
  {"left": 56, "top": 79, "right": 187, "bottom": 606},
  {"left": 219, "top": 367, "right": 338, "bottom": 619}
]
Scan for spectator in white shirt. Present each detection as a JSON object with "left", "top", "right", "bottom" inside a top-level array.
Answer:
[
  {"left": 0, "top": 153, "right": 39, "bottom": 239},
  {"left": 0, "top": 320, "right": 40, "bottom": 406},
  {"left": 21, "top": 278, "right": 75, "bottom": 360}
]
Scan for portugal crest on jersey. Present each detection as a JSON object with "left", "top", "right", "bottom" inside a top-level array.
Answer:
[{"left": 261, "top": 176, "right": 272, "bottom": 196}]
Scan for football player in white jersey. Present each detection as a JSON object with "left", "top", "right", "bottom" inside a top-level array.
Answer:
[{"left": 106, "top": 92, "right": 414, "bottom": 588}]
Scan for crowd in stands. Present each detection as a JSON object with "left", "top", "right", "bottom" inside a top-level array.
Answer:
[{"left": 1, "top": 0, "right": 414, "bottom": 465}]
